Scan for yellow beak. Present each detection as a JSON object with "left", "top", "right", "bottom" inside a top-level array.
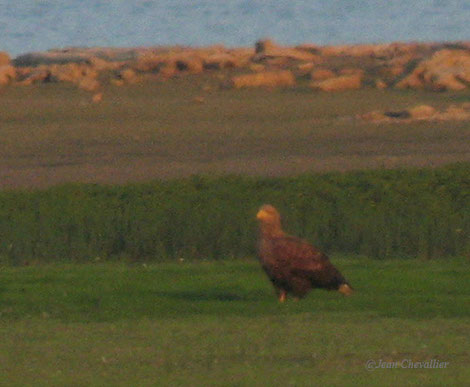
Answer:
[{"left": 256, "top": 209, "right": 269, "bottom": 220}]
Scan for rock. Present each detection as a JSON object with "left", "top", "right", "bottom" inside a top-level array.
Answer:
[
  {"left": 255, "top": 39, "right": 277, "bottom": 54},
  {"left": 361, "top": 103, "right": 470, "bottom": 123},
  {"left": 359, "top": 110, "right": 387, "bottom": 121},
  {"left": 319, "top": 42, "right": 422, "bottom": 59},
  {"left": 395, "top": 72, "right": 424, "bottom": 89},
  {"left": 134, "top": 53, "right": 164, "bottom": 72},
  {"left": 118, "top": 68, "right": 138, "bottom": 83},
  {"left": 0, "top": 65, "right": 16, "bottom": 85},
  {"left": 295, "top": 44, "right": 321, "bottom": 54},
  {"left": 49, "top": 63, "right": 84, "bottom": 83},
  {"left": 77, "top": 77, "right": 100, "bottom": 91},
  {"left": 40, "top": 64, "right": 100, "bottom": 89},
  {"left": 434, "top": 74, "right": 467, "bottom": 91},
  {"left": 388, "top": 65, "right": 406, "bottom": 77},
  {"left": 440, "top": 105, "right": 470, "bottom": 120},
  {"left": 408, "top": 105, "right": 437, "bottom": 120},
  {"left": 158, "top": 64, "right": 177, "bottom": 78},
  {"left": 175, "top": 55, "right": 204, "bottom": 74},
  {"left": 14, "top": 52, "right": 91, "bottom": 67},
  {"left": 92, "top": 92, "right": 103, "bottom": 103},
  {"left": 203, "top": 53, "right": 244, "bottom": 70},
  {"left": 14, "top": 47, "right": 139, "bottom": 67},
  {"left": 228, "top": 48, "right": 254, "bottom": 65},
  {"left": 310, "top": 68, "right": 335, "bottom": 81},
  {"left": 254, "top": 39, "right": 320, "bottom": 62},
  {"left": 320, "top": 44, "right": 379, "bottom": 57},
  {"left": 0, "top": 52, "right": 11, "bottom": 66},
  {"left": 310, "top": 74, "right": 362, "bottom": 91},
  {"left": 88, "top": 56, "right": 120, "bottom": 71},
  {"left": 297, "top": 62, "right": 315, "bottom": 75},
  {"left": 18, "top": 67, "right": 51, "bottom": 85},
  {"left": 193, "top": 96, "right": 205, "bottom": 103},
  {"left": 111, "top": 79, "right": 125, "bottom": 86},
  {"left": 396, "top": 49, "right": 470, "bottom": 90},
  {"left": 375, "top": 79, "right": 388, "bottom": 89},
  {"left": 339, "top": 68, "right": 364, "bottom": 77},
  {"left": 230, "top": 70, "right": 296, "bottom": 88},
  {"left": 248, "top": 63, "right": 265, "bottom": 72}
]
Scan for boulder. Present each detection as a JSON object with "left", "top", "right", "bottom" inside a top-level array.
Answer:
[
  {"left": 18, "top": 67, "right": 51, "bottom": 85},
  {"left": 295, "top": 44, "right": 321, "bottom": 54},
  {"left": 228, "top": 48, "right": 255, "bottom": 64},
  {"left": 396, "top": 49, "right": 470, "bottom": 90},
  {"left": 111, "top": 79, "right": 125, "bottom": 86},
  {"left": 440, "top": 105, "right": 470, "bottom": 120},
  {"left": 339, "top": 68, "right": 365, "bottom": 77},
  {"left": 134, "top": 53, "right": 164, "bottom": 72},
  {"left": 359, "top": 110, "right": 387, "bottom": 121},
  {"left": 319, "top": 44, "right": 379, "bottom": 57},
  {"left": 14, "top": 48, "right": 138, "bottom": 67},
  {"left": 361, "top": 103, "right": 470, "bottom": 123},
  {"left": 0, "top": 51, "right": 10, "bottom": 66},
  {"left": 174, "top": 55, "right": 204, "bottom": 74},
  {"left": 248, "top": 63, "right": 265, "bottom": 72},
  {"left": 92, "top": 92, "right": 103, "bottom": 103},
  {"left": 49, "top": 63, "right": 85, "bottom": 83},
  {"left": 388, "top": 65, "right": 406, "bottom": 77},
  {"left": 319, "top": 42, "right": 421, "bottom": 59},
  {"left": 158, "top": 64, "right": 177, "bottom": 78},
  {"left": 88, "top": 56, "right": 121, "bottom": 71},
  {"left": 118, "top": 68, "right": 138, "bottom": 83},
  {"left": 77, "top": 77, "right": 100, "bottom": 91},
  {"left": 253, "top": 39, "right": 320, "bottom": 62},
  {"left": 408, "top": 105, "right": 437, "bottom": 120},
  {"left": 230, "top": 70, "right": 296, "bottom": 88},
  {"left": 297, "top": 62, "right": 315, "bottom": 75},
  {"left": 14, "top": 52, "right": 91, "bottom": 67},
  {"left": 0, "top": 65, "right": 16, "bottom": 85},
  {"left": 310, "top": 68, "right": 335, "bottom": 81},
  {"left": 255, "top": 39, "right": 277, "bottom": 54},
  {"left": 310, "top": 74, "right": 362, "bottom": 91},
  {"left": 375, "top": 79, "right": 388, "bottom": 89},
  {"left": 395, "top": 72, "right": 424, "bottom": 89},
  {"left": 203, "top": 53, "right": 245, "bottom": 70}
]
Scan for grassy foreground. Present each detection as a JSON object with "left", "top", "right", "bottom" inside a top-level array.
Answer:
[{"left": 0, "top": 258, "right": 469, "bottom": 386}]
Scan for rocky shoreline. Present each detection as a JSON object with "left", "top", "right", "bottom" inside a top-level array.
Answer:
[{"left": 1, "top": 40, "right": 470, "bottom": 94}]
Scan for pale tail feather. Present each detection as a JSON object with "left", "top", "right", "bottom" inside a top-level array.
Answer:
[{"left": 338, "top": 283, "right": 353, "bottom": 296}]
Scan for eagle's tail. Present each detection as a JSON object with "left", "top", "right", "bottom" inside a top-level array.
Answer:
[{"left": 338, "top": 283, "right": 353, "bottom": 296}]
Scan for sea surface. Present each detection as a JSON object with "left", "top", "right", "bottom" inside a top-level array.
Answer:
[{"left": 2, "top": 0, "right": 470, "bottom": 57}]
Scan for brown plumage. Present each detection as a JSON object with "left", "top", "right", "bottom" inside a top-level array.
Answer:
[{"left": 256, "top": 204, "right": 353, "bottom": 302}]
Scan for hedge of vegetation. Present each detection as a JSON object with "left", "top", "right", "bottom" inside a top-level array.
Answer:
[{"left": 1, "top": 164, "right": 469, "bottom": 264}]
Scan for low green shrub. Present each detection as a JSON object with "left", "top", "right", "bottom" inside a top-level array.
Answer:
[{"left": 0, "top": 164, "right": 469, "bottom": 264}]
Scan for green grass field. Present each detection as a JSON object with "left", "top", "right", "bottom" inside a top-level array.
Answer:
[{"left": 1, "top": 258, "right": 469, "bottom": 386}]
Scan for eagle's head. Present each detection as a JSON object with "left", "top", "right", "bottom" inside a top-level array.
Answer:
[
  {"left": 256, "top": 204, "right": 283, "bottom": 235},
  {"left": 256, "top": 204, "right": 280, "bottom": 221}
]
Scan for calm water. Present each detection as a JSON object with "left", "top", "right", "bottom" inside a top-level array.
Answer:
[{"left": 2, "top": 0, "right": 470, "bottom": 57}]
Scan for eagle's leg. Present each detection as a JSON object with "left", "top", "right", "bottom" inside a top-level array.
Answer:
[{"left": 278, "top": 289, "right": 287, "bottom": 303}]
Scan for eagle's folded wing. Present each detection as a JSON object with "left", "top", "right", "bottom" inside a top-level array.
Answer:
[{"left": 273, "top": 236, "right": 347, "bottom": 289}]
